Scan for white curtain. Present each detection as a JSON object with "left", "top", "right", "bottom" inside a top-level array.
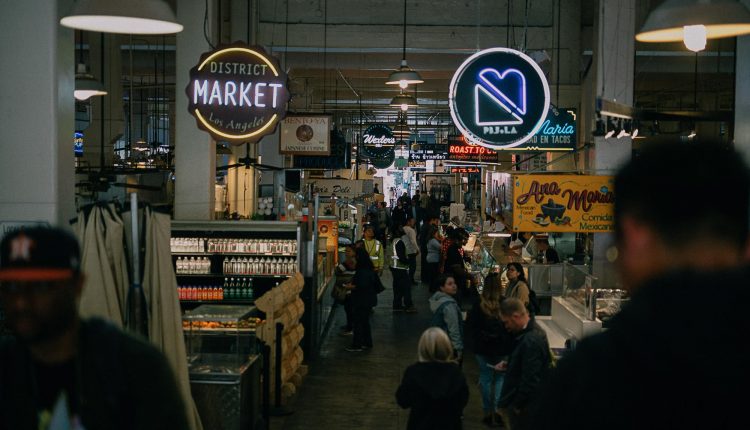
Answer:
[
  {"left": 142, "top": 207, "right": 204, "bottom": 430},
  {"left": 75, "top": 206, "right": 127, "bottom": 327}
]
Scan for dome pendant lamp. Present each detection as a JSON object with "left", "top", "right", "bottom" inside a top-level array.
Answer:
[
  {"left": 390, "top": 91, "right": 418, "bottom": 112},
  {"left": 386, "top": 0, "right": 423, "bottom": 88},
  {"left": 75, "top": 64, "right": 107, "bottom": 101},
  {"left": 636, "top": 0, "right": 750, "bottom": 52},
  {"left": 61, "top": 0, "right": 183, "bottom": 35}
]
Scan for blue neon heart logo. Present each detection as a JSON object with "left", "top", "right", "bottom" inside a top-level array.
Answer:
[{"left": 478, "top": 68, "right": 527, "bottom": 116}]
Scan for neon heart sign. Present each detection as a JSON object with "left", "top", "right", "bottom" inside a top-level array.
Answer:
[{"left": 450, "top": 48, "right": 550, "bottom": 150}]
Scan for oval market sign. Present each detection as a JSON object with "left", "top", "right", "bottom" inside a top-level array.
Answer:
[
  {"left": 186, "top": 42, "right": 289, "bottom": 143},
  {"left": 449, "top": 48, "right": 550, "bottom": 150},
  {"left": 362, "top": 124, "right": 395, "bottom": 163}
]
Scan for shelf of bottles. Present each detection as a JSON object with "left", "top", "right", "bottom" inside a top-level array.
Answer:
[
  {"left": 171, "top": 237, "right": 297, "bottom": 256},
  {"left": 178, "top": 277, "right": 258, "bottom": 302}
]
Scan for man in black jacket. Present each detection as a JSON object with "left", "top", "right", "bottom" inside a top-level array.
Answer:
[
  {"left": 0, "top": 227, "right": 189, "bottom": 430},
  {"left": 495, "top": 298, "right": 551, "bottom": 430},
  {"left": 391, "top": 225, "right": 416, "bottom": 312},
  {"left": 531, "top": 142, "right": 750, "bottom": 429}
]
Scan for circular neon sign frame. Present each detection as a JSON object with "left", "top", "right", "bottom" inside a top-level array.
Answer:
[{"left": 449, "top": 47, "right": 550, "bottom": 150}]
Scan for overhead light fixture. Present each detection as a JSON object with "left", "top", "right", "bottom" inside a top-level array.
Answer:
[
  {"left": 60, "top": 0, "right": 183, "bottom": 35},
  {"left": 390, "top": 92, "right": 418, "bottom": 111},
  {"left": 385, "top": 0, "right": 423, "bottom": 88},
  {"left": 616, "top": 129, "right": 630, "bottom": 139},
  {"left": 393, "top": 112, "right": 412, "bottom": 138},
  {"left": 636, "top": 0, "right": 750, "bottom": 51},
  {"left": 74, "top": 64, "right": 107, "bottom": 100},
  {"left": 688, "top": 130, "right": 697, "bottom": 139},
  {"left": 604, "top": 130, "right": 615, "bottom": 139},
  {"left": 132, "top": 138, "right": 150, "bottom": 152},
  {"left": 683, "top": 25, "right": 708, "bottom": 52}
]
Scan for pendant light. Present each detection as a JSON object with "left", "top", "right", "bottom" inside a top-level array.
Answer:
[
  {"left": 390, "top": 91, "right": 418, "bottom": 111},
  {"left": 636, "top": 0, "right": 750, "bottom": 52},
  {"left": 60, "top": 0, "right": 183, "bottom": 35},
  {"left": 385, "top": 0, "right": 423, "bottom": 88},
  {"left": 393, "top": 112, "right": 412, "bottom": 139},
  {"left": 74, "top": 30, "right": 107, "bottom": 101}
]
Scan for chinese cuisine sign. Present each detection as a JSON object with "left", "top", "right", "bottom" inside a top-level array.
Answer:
[
  {"left": 186, "top": 43, "right": 289, "bottom": 143},
  {"left": 512, "top": 175, "right": 615, "bottom": 233}
]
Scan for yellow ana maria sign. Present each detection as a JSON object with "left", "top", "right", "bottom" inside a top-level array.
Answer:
[{"left": 512, "top": 175, "right": 615, "bottom": 233}]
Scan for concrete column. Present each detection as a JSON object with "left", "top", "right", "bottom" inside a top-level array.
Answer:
[
  {"left": 735, "top": 0, "right": 750, "bottom": 168},
  {"left": 589, "top": 0, "right": 635, "bottom": 287},
  {"left": 175, "top": 0, "right": 216, "bottom": 220},
  {"left": 0, "top": 0, "right": 75, "bottom": 226}
]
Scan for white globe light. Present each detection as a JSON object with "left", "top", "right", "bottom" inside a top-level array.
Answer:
[
  {"left": 683, "top": 25, "right": 707, "bottom": 52},
  {"left": 398, "top": 80, "right": 408, "bottom": 89},
  {"left": 400, "top": 104, "right": 409, "bottom": 111}
]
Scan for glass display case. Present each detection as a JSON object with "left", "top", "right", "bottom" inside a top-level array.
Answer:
[
  {"left": 561, "top": 264, "right": 629, "bottom": 324},
  {"left": 182, "top": 304, "right": 261, "bottom": 378}
]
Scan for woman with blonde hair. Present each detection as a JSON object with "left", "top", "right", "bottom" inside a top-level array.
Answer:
[
  {"left": 396, "top": 328, "right": 469, "bottom": 430},
  {"left": 467, "top": 273, "right": 514, "bottom": 426}
]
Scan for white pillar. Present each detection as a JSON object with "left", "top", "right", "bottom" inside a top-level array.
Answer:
[
  {"left": 735, "top": 1, "right": 750, "bottom": 168},
  {"left": 0, "top": 0, "right": 75, "bottom": 226},
  {"left": 174, "top": 0, "right": 216, "bottom": 220},
  {"left": 589, "top": 0, "right": 635, "bottom": 287}
]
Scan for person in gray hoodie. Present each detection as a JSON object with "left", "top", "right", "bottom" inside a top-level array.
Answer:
[{"left": 429, "top": 274, "right": 464, "bottom": 362}]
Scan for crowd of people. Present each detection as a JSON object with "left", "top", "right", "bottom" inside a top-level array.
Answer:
[{"left": 2, "top": 142, "right": 748, "bottom": 429}]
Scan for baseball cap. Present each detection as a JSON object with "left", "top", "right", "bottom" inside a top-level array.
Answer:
[{"left": 0, "top": 227, "right": 81, "bottom": 281}]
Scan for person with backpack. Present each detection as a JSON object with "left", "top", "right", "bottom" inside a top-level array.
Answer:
[
  {"left": 467, "top": 273, "right": 513, "bottom": 427},
  {"left": 391, "top": 225, "right": 417, "bottom": 313},
  {"left": 429, "top": 274, "right": 464, "bottom": 363}
]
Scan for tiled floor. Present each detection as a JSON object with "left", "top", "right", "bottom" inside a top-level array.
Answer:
[{"left": 270, "top": 265, "right": 493, "bottom": 430}]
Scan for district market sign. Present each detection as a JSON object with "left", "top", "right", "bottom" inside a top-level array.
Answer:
[
  {"left": 449, "top": 48, "right": 550, "bottom": 150},
  {"left": 186, "top": 42, "right": 289, "bottom": 143}
]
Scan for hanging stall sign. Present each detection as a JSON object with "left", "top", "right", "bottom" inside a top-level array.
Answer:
[
  {"left": 293, "top": 129, "right": 349, "bottom": 169},
  {"left": 523, "top": 107, "right": 577, "bottom": 151},
  {"left": 450, "top": 166, "right": 480, "bottom": 173},
  {"left": 186, "top": 42, "right": 289, "bottom": 143},
  {"left": 447, "top": 135, "right": 498, "bottom": 162},
  {"left": 280, "top": 115, "right": 331, "bottom": 155},
  {"left": 512, "top": 175, "right": 615, "bottom": 233},
  {"left": 306, "top": 179, "right": 372, "bottom": 199},
  {"left": 362, "top": 124, "right": 395, "bottom": 162},
  {"left": 409, "top": 142, "right": 448, "bottom": 161},
  {"left": 449, "top": 48, "right": 550, "bottom": 150}
]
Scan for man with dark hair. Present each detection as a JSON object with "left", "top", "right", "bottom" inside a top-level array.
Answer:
[
  {"left": 0, "top": 227, "right": 189, "bottom": 430},
  {"left": 532, "top": 142, "right": 750, "bottom": 429},
  {"left": 419, "top": 216, "right": 440, "bottom": 284},
  {"left": 495, "top": 298, "right": 551, "bottom": 430}
]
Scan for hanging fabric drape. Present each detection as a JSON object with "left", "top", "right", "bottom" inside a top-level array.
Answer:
[
  {"left": 74, "top": 205, "right": 128, "bottom": 327},
  {"left": 141, "top": 207, "right": 204, "bottom": 430}
]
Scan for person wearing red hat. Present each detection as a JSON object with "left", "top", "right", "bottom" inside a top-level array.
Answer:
[{"left": 0, "top": 227, "right": 188, "bottom": 430}]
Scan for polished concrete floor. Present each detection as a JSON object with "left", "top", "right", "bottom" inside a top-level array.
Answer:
[{"left": 270, "top": 264, "right": 493, "bottom": 430}]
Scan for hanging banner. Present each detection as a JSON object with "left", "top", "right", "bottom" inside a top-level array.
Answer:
[
  {"left": 449, "top": 48, "right": 550, "bottom": 150},
  {"left": 523, "top": 107, "right": 577, "bottom": 151},
  {"left": 512, "top": 175, "right": 615, "bottom": 233},
  {"left": 293, "top": 129, "right": 349, "bottom": 169},
  {"left": 185, "top": 42, "right": 289, "bottom": 143},
  {"left": 280, "top": 115, "right": 331, "bottom": 155}
]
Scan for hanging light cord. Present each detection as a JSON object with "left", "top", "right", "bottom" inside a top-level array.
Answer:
[{"left": 402, "top": 0, "right": 407, "bottom": 61}]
